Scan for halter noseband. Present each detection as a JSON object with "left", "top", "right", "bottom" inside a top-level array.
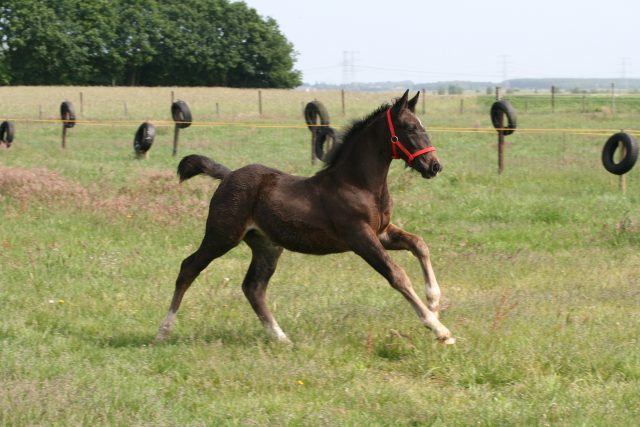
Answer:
[{"left": 386, "top": 108, "right": 435, "bottom": 164}]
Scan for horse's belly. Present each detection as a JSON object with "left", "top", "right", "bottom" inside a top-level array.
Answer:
[{"left": 255, "top": 221, "right": 349, "bottom": 255}]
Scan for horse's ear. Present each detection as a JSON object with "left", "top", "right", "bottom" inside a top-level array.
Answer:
[
  {"left": 393, "top": 90, "right": 410, "bottom": 114},
  {"left": 408, "top": 92, "right": 420, "bottom": 112}
]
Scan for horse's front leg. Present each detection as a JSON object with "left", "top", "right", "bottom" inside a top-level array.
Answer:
[
  {"left": 379, "top": 223, "right": 443, "bottom": 318},
  {"left": 345, "top": 225, "right": 454, "bottom": 344}
]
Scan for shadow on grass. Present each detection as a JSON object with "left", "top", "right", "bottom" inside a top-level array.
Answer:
[{"left": 86, "top": 325, "right": 275, "bottom": 349}]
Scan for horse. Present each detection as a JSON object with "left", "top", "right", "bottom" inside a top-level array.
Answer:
[{"left": 154, "top": 90, "right": 455, "bottom": 345}]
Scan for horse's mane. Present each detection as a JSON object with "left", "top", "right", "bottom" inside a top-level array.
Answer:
[{"left": 318, "top": 102, "right": 391, "bottom": 171}]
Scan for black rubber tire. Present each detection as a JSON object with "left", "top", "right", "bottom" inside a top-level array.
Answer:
[
  {"left": 171, "top": 100, "right": 192, "bottom": 129},
  {"left": 490, "top": 100, "right": 517, "bottom": 135},
  {"left": 314, "top": 126, "right": 339, "bottom": 161},
  {"left": 601, "top": 132, "right": 638, "bottom": 175},
  {"left": 133, "top": 122, "right": 156, "bottom": 154},
  {"left": 0, "top": 121, "right": 15, "bottom": 146},
  {"left": 304, "top": 101, "right": 330, "bottom": 131},
  {"left": 60, "top": 101, "right": 76, "bottom": 129}
]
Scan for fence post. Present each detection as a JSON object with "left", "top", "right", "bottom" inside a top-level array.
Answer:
[
  {"left": 619, "top": 130, "right": 626, "bottom": 193},
  {"left": 551, "top": 85, "right": 556, "bottom": 113},
  {"left": 258, "top": 90, "right": 263, "bottom": 117},
  {"left": 421, "top": 88, "right": 426, "bottom": 114},
  {"left": 496, "top": 86, "right": 504, "bottom": 174},
  {"left": 311, "top": 130, "right": 317, "bottom": 166},
  {"left": 61, "top": 126, "right": 68, "bottom": 149},
  {"left": 582, "top": 95, "right": 586, "bottom": 113},
  {"left": 171, "top": 91, "right": 175, "bottom": 103},
  {"left": 79, "top": 92, "right": 84, "bottom": 116},
  {"left": 459, "top": 98, "right": 464, "bottom": 114},
  {"left": 172, "top": 125, "right": 179, "bottom": 157},
  {"left": 216, "top": 102, "right": 220, "bottom": 117},
  {"left": 341, "top": 89, "right": 346, "bottom": 117}
]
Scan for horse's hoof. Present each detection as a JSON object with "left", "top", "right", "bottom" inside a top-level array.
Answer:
[
  {"left": 438, "top": 336, "right": 456, "bottom": 345},
  {"left": 277, "top": 336, "right": 294, "bottom": 346}
]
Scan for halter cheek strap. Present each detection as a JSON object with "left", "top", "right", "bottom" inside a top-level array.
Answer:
[{"left": 386, "top": 108, "right": 435, "bottom": 164}]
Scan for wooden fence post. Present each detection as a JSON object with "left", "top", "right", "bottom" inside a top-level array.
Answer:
[
  {"left": 61, "top": 125, "right": 68, "bottom": 149},
  {"left": 258, "top": 90, "right": 263, "bottom": 117},
  {"left": 421, "top": 88, "right": 426, "bottom": 114},
  {"left": 79, "top": 92, "right": 84, "bottom": 116},
  {"left": 496, "top": 86, "right": 504, "bottom": 174},
  {"left": 619, "top": 132, "right": 626, "bottom": 193},
  {"left": 341, "top": 89, "right": 346, "bottom": 117},
  {"left": 172, "top": 125, "right": 180, "bottom": 157},
  {"left": 551, "top": 85, "right": 556, "bottom": 113}
]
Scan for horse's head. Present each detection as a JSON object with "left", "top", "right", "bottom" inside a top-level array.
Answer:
[{"left": 388, "top": 90, "right": 442, "bottom": 179}]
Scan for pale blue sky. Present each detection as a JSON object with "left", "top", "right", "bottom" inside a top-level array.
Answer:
[{"left": 241, "top": 0, "right": 639, "bottom": 84}]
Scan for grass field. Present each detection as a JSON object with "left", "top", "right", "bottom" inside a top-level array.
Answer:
[{"left": 1, "top": 86, "right": 639, "bottom": 426}]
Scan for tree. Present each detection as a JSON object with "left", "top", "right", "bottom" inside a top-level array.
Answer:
[{"left": 0, "top": 0, "right": 301, "bottom": 87}]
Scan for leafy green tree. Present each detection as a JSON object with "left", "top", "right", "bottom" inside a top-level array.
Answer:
[{"left": 0, "top": 0, "right": 301, "bottom": 87}]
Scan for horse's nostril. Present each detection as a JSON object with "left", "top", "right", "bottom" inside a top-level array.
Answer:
[{"left": 431, "top": 162, "right": 442, "bottom": 174}]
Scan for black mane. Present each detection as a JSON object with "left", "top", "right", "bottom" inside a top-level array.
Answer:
[{"left": 318, "top": 102, "right": 391, "bottom": 171}]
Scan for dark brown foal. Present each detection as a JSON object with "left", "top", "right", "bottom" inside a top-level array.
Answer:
[{"left": 154, "top": 90, "right": 455, "bottom": 345}]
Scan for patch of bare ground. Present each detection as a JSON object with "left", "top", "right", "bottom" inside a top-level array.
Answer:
[{"left": 0, "top": 167, "right": 212, "bottom": 224}]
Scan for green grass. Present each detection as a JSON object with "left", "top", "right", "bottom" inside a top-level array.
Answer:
[{"left": 1, "top": 87, "right": 639, "bottom": 426}]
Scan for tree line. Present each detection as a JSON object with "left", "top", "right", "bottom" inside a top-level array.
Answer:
[{"left": 0, "top": 0, "right": 302, "bottom": 88}]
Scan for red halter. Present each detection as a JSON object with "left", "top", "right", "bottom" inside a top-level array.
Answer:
[{"left": 386, "top": 108, "right": 435, "bottom": 164}]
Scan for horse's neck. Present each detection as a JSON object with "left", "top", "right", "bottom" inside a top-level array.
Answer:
[{"left": 333, "top": 122, "right": 392, "bottom": 194}]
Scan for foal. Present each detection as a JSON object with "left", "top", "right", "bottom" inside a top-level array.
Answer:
[{"left": 154, "top": 90, "right": 455, "bottom": 345}]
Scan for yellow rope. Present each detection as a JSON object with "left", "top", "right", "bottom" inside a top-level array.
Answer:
[{"left": 2, "top": 117, "right": 639, "bottom": 137}]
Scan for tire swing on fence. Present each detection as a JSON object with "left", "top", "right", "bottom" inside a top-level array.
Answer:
[
  {"left": 601, "top": 132, "right": 638, "bottom": 175},
  {"left": 0, "top": 121, "right": 15, "bottom": 148},
  {"left": 60, "top": 101, "right": 76, "bottom": 148},
  {"left": 133, "top": 122, "right": 156, "bottom": 159},
  {"left": 171, "top": 100, "right": 192, "bottom": 129},
  {"left": 490, "top": 99, "right": 517, "bottom": 135},
  {"left": 304, "top": 100, "right": 330, "bottom": 130},
  {"left": 60, "top": 101, "right": 76, "bottom": 128},
  {"left": 314, "top": 126, "right": 338, "bottom": 161},
  {"left": 171, "top": 100, "right": 192, "bottom": 156},
  {"left": 304, "top": 100, "right": 337, "bottom": 163}
]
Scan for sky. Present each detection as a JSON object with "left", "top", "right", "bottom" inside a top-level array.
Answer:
[{"left": 241, "top": 0, "right": 639, "bottom": 85}]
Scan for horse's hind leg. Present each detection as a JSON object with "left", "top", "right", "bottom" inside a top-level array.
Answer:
[
  {"left": 379, "top": 223, "right": 443, "bottom": 317},
  {"left": 241, "top": 231, "right": 289, "bottom": 343},
  {"left": 154, "top": 238, "right": 235, "bottom": 343}
]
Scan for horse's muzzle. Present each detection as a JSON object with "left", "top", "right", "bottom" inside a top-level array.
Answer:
[{"left": 430, "top": 161, "right": 443, "bottom": 175}]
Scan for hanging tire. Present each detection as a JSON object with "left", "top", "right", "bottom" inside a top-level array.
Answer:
[
  {"left": 490, "top": 100, "right": 517, "bottom": 135},
  {"left": 133, "top": 122, "right": 156, "bottom": 154},
  {"left": 601, "top": 132, "right": 638, "bottom": 175},
  {"left": 0, "top": 121, "right": 15, "bottom": 146},
  {"left": 60, "top": 101, "right": 76, "bottom": 128},
  {"left": 315, "top": 126, "right": 339, "bottom": 161},
  {"left": 304, "top": 101, "right": 330, "bottom": 133},
  {"left": 171, "top": 100, "right": 192, "bottom": 129}
]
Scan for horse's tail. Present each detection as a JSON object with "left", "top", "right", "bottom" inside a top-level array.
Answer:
[{"left": 177, "top": 154, "right": 232, "bottom": 182}]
